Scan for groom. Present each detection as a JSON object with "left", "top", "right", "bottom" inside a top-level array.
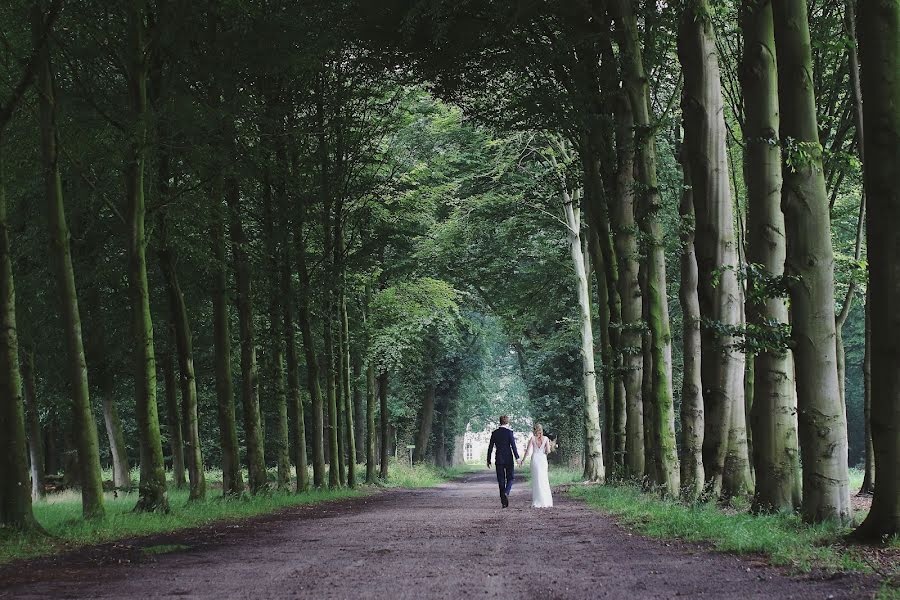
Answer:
[{"left": 486, "top": 415, "right": 519, "bottom": 508}]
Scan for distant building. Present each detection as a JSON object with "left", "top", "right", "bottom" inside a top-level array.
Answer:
[{"left": 462, "top": 422, "right": 529, "bottom": 464}]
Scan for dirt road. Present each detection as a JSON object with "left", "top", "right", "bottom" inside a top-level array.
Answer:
[{"left": 0, "top": 472, "right": 876, "bottom": 599}]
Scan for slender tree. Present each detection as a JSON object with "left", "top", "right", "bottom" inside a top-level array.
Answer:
[
  {"left": 126, "top": 0, "right": 168, "bottom": 512},
  {"left": 21, "top": 349, "right": 44, "bottom": 500},
  {"left": 32, "top": 0, "right": 105, "bottom": 519}
]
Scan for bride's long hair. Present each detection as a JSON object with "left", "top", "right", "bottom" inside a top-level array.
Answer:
[{"left": 533, "top": 423, "right": 543, "bottom": 439}]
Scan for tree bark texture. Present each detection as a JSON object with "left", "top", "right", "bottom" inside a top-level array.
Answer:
[
  {"left": 563, "top": 191, "right": 605, "bottom": 483},
  {"left": 740, "top": 0, "right": 801, "bottom": 513},
  {"left": 679, "top": 0, "right": 752, "bottom": 499},
  {"left": 33, "top": 3, "right": 105, "bottom": 518},
  {"left": 126, "top": 0, "right": 167, "bottom": 513},
  {"left": 855, "top": 0, "right": 899, "bottom": 537},
  {"left": 773, "top": 0, "right": 851, "bottom": 524},
  {"left": 677, "top": 146, "right": 705, "bottom": 502}
]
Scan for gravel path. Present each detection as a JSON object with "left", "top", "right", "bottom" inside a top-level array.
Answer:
[{"left": 0, "top": 471, "right": 876, "bottom": 599}]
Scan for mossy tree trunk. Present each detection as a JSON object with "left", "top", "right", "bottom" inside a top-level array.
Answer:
[
  {"left": 161, "top": 349, "right": 186, "bottom": 488},
  {"left": 740, "top": 0, "right": 801, "bottom": 513},
  {"left": 773, "top": 0, "right": 851, "bottom": 524},
  {"left": 33, "top": 1, "right": 105, "bottom": 518},
  {"left": 210, "top": 191, "right": 243, "bottom": 497},
  {"left": 126, "top": 0, "right": 167, "bottom": 513},
  {"left": 262, "top": 165, "right": 290, "bottom": 491},
  {"left": 378, "top": 372, "right": 390, "bottom": 481},
  {"left": 159, "top": 243, "right": 206, "bottom": 499},
  {"left": 609, "top": 95, "right": 645, "bottom": 479},
  {"left": 295, "top": 198, "right": 326, "bottom": 488},
  {"left": 365, "top": 286, "right": 377, "bottom": 484},
  {"left": 227, "top": 172, "right": 267, "bottom": 494},
  {"left": 855, "top": 0, "right": 899, "bottom": 538},
  {"left": 0, "top": 152, "right": 35, "bottom": 529},
  {"left": 611, "top": 0, "right": 679, "bottom": 496},
  {"left": 678, "top": 0, "right": 751, "bottom": 500},
  {"left": 677, "top": 144, "right": 705, "bottom": 502}
]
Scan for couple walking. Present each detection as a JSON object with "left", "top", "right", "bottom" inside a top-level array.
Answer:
[{"left": 486, "top": 416, "right": 553, "bottom": 509}]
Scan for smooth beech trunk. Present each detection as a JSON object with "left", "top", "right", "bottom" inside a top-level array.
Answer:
[
  {"left": 281, "top": 223, "right": 308, "bottom": 492},
  {"left": 352, "top": 352, "right": 365, "bottom": 464},
  {"left": 611, "top": 0, "right": 679, "bottom": 495},
  {"left": 341, "top": 293, "right": 356, "bottom": 487},
  {"left": 159, "top": 224, "right": 205, "bottom": 500},
  {"left": 365, "top": 287, "right": 377, "bottom": 483},
  {"left": 263, "top": 179, "right": 290, "bottom": 490},
  {"left": 414, "top": 381, "right": 437, "bottom": 464},
  {"left": 378, "top": 372, "right": 390, "bottom": 480},
  {"left": 858, "top": 292, "right": 874, "bottom": 495},
  {"left": 609, "top": 96, "right": 645, "bottom": 479},
  {"left": 678, "top": 147, "right": 705, "bottom": 502},
  {"left": 562, "top": 190, "right": 605, "bottom": 483},
  {"left": 162, "top": 350, "right": 186, "bottom": 488},
  {"left": 740, "top": 0, "right": 801, "bottom": 513},
  {"left": 227, "top": 175, "right": 267, "bottom": 494},
  {"left": 22, "top": 350, "right": 44, "bottom": 500},
  {"left": 295, "top": 205, "right": 326, "bottom": 487},
  {"left": 679, "top": 0, "right": 751, "bottom": 499},
  {"left": 126, "top": 0, "right": 167, "bottom": 513},
  {"left": 210, "top": 194, "right": 243, "bottom": 496},
  {"left": 855, "top": 0, "right": 899, "bottom": 538},
  {"left": 33, "top": 3, "right": 105, "bottom": 518},
  {"left": 773, "top": 0, "right": 851, "bottom": 524},
  {"left": 0, "top": 155, "right": 35, "bottom": 528}
]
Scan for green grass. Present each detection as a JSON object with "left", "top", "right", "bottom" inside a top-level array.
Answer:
[
  {"left": 0, "top": 460, "right": 469, "bottom": 565},
  {"left": 568, "top": 483, "right": 877, "bottom": 574}
]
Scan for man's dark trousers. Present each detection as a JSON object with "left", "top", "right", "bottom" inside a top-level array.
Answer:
[{"left": 496, "top": 462, "right": 514, "bottom": 497}]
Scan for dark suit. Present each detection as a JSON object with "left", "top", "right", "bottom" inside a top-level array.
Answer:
[{"left": 487, "top": 427, "right": 519, "bottom": 500}]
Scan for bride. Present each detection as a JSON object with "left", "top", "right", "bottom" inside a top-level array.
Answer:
[{"left": 519, "top": 423, "right": 553, "bottom": 508}]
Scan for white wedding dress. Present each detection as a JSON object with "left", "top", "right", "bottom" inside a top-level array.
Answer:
[{"left": 528, "top": 436, "right": 553, "bottom": 508}]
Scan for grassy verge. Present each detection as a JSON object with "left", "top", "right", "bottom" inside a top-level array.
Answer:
[
  {"left": 0, "top": 461, "right": 470, "bottom": 565},
  {"left": 567, "top": 481, "right": 899, "bottom": 598}
]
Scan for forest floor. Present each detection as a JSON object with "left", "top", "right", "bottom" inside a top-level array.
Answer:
[{"left": 0, "top": 471, "right": 883, "bottom": 599}]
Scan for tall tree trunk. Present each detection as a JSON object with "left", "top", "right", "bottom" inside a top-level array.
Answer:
[
  {"left": 263, "top": 175, "right": 290, "bottom": 491},
  {"left": 93, "top": 332, "right": 131, "bottom": 491},
  {"left": 611, "top": 0, "right": 679, "bottom": 496},
  {"left": 227, "top": 174, "right": 267, "bottom": 494},
  {"left": 677, "top": 145, "right": 705, "bottom": 502},
  {"left": 378, "top": 372, "right": 390, "bottom": 480},
  {"left": 741, "top": 0, "right": 801, "bottom": 513},
  {"left": 609, "top": 95, "right": 645, "bottom": 479},
  {"left": 679, "top": 0, "right": 752, "bottom": 500},
  {"left": 127, "top": 0, "right": 167, "bottom": 513},
  {"left": 21, "top": 349, "right": 44, "bottom": 500},
  {"left": 854, "top": 0, "right": 899, "bottom": 538},
  {"left": 353, "top": 351, "right": 364, "bottom": 464},
  {"left": 210, "top": 193, "right": 243, "bottom": 496},
  {"left": 0, "top": 152, "right": 35, "bottom": 528},
  {"left": 33, "top": 2, "right": 105, "bottom": 518},
  {"left": 858, "top": 291, "right": 874, "bottom": 495},
  {"left": 295, "top": 207, "right": 326, "bottom": 487},
  {"left": 413, "top": 380, "right": 437, "bottom": 464},
  {"left": 340, "top": 291, "right": 356, "bottom": 487},
  {"left": 317, "top": 74, "right": 340, "bottom": 489},
  {"left": 162, "top": 349, "right": 186, "bottom": 488},
  {"left": 159, "top": 225, "right": 205, "bottom": 500},
  {"left": 772, "top": 0, "right": 851, "bottom": 524},
  {"left": 281, "top": 224, "right": 308, "bottom": 493},
  {"left": 562, "top": 190, "right": 605, "bottom": 483},
  {"left": 365, "top": 287, "right": 377, "bottom": 484}
]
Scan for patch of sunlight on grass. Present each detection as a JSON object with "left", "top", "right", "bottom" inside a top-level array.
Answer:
[
  {"left": 569, "top": 483, "right": 860, "bottom": 574},
  {"left": 382, "top": 460, "right": 478, "bottom": 488}
]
